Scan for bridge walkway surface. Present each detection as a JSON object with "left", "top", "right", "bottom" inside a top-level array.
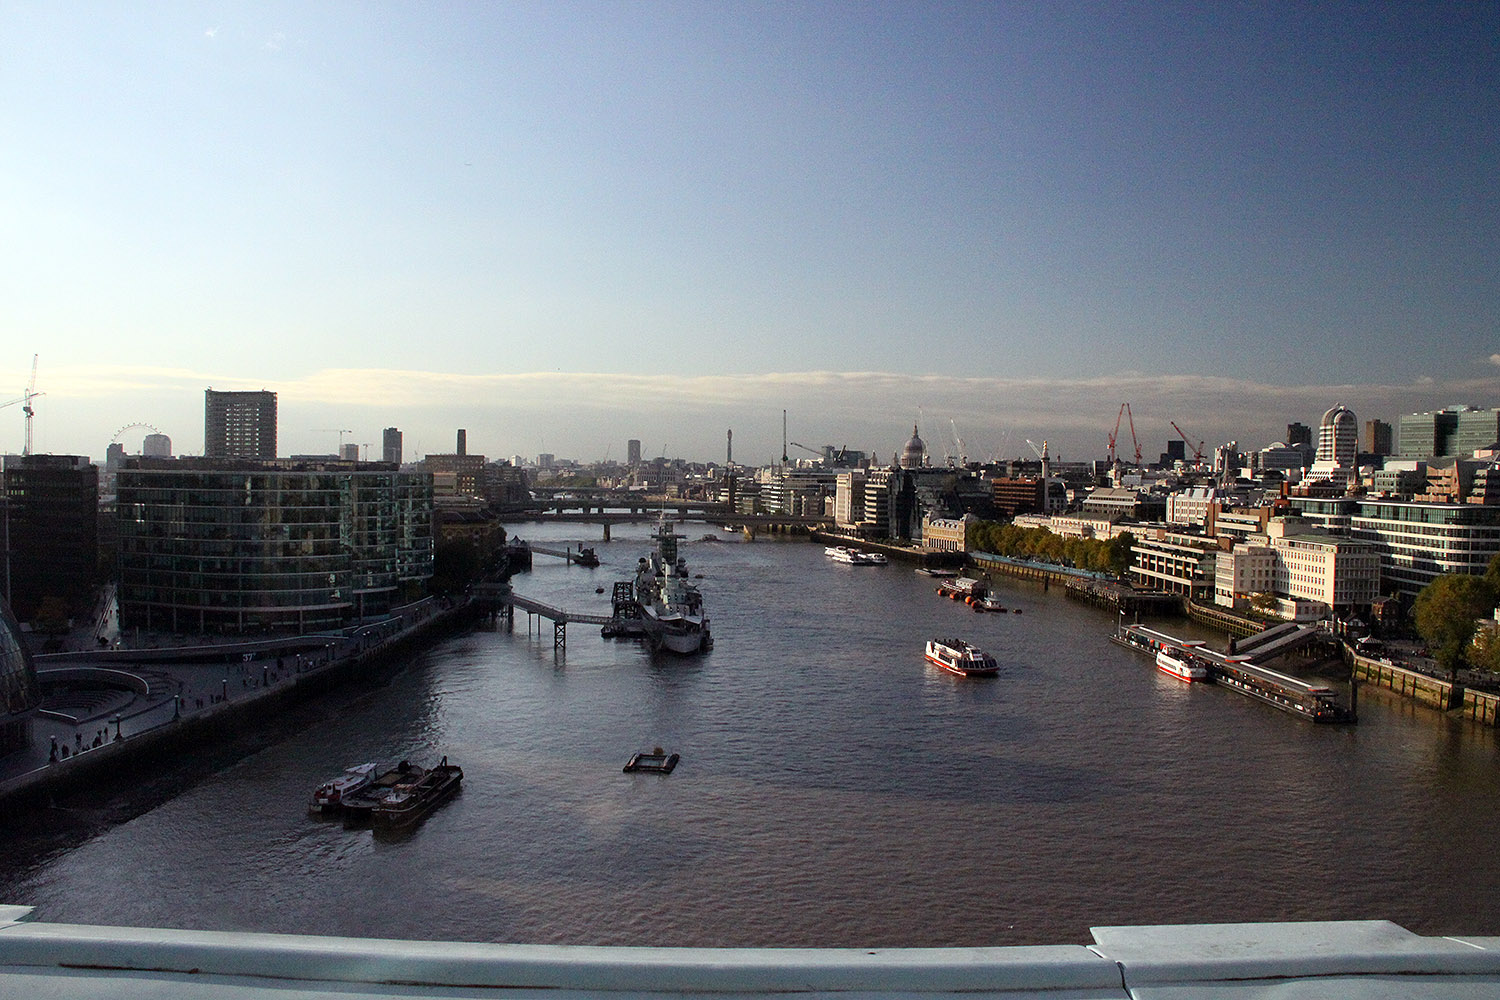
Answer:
[{"left": 0, "top": 908, "right": 1497, "bottom": 999}]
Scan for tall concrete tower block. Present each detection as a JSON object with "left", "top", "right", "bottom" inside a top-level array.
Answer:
[{"left": 204, "top": 389, "right": 277, "bottom": 459}]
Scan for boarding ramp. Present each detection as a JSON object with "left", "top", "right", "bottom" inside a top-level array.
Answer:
[{"left": 1235, "top": 622, "right": 1319, "bottom": 661}]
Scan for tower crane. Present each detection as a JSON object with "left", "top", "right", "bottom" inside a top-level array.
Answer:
[
  {"left": 1107, "top": 403, "right": 1142, "bottom": 466},
  {"left": 788, "top": 441, "right": 825, "bottom": 460},
  {"left": 949, "top": 419, "right": 967, "bottom": 467},
  {"left": 312, "top": 428, "right": 354, "bottom": 451},
  {"left": 0, "top": 355, "right": 45, "bottom": 456},
  {"left": 1169, "top": 421, "right": 1206, "bottom": 464}
]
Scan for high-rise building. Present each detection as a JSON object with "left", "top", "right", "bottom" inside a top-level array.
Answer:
[
  {"left": 1365, "top": 420, "right": 1392, "bottom": 457},
  {"left": 1396, "top": 406, "right": 1500, "bottom": 459},
  {"left": 1455, "top": 408, "right": 1500, "bottom": 456},
  {"left": 1316, "top": 405, "right": 1357, "bottom": 466},
  {"left": 142, "top": 433, "right": 172, "bottom": 457},
  {"left": 204, "top": 389, "right": 277, "bottom": 459},
  {"left": 1, "top": 454, "right": 99, "bottom": 621},
  {"left": 340, "top": 443, "right": 359, "bottom": 461},
  {"left": 1286, "top": 423, "right": 1312, "bottom": 449},
  {"left": 383, "top": 428, "right": 403, "bottom": 465},
  {"left": 627, "top": 439, "right": 641, "bottom": 466}
]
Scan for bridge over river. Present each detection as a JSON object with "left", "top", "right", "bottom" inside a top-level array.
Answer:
[{"left": 496, "top": 501, "right": 831, "bottom": 538}]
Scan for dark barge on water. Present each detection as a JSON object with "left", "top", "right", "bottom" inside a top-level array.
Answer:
[
  {"left": 624, "top": 750, "right": 679, "bottom": 774},
  {"left": 330, "top": 758, "right": 463, "bottom": 828},
  {"left": 1113, "top": 624, "right": 1355, "bottom": 724}
]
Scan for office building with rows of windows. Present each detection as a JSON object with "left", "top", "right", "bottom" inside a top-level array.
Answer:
[{"left": 116, "top": 458, "right": 434, "bottom": 634}]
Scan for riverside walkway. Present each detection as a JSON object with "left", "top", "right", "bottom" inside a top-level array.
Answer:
[{"left": 0, "top": 597, "right": 459, "bottom": 804}]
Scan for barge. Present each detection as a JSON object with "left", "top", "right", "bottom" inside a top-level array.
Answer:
[{"left": 1113, "top": 624, "right": 1352, "bottom": 722}]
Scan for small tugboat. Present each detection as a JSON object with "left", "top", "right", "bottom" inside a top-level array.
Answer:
[
  {"left": 574, "top": 546, "right": 601, "bottom": 567},
  {"left": 624, "top": 748, "right": 680, "bottom": 774},
  {"left": 975, "top": 595, "right": 1007, "bottom": 612},
  {"left": 308, "top": 762, "right": 378, "bottom": 815},
  {"left": 370, "top": 757, "right": 463, "bottom": 830},
  {"left": 924, "top": 638, "right": 1000, "bottom": 677}
]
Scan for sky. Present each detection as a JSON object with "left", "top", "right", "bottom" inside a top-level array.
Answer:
[{"left": 2, "top": 1, "right": 1497, "bottom": 466}]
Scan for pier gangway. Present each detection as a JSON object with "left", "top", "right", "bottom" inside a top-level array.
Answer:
[
  {"left": 495, "top": 590, "right": 614, "bottom": 650},
  {"left": 528, "top": 545, "right": 601, "bottom": 566}
]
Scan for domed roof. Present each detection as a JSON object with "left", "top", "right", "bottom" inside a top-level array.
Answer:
[
  {"left": 901, "top": 424, "right": 926, "bottom": 468},
  {"left": 1322, "top": 404, "right": 1356, "bottom": 427},
  {"left": 0, "top": 598, "right": 40, "bottom": 723}
]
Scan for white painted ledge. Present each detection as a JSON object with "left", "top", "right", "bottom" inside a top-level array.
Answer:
[
  {"left": 3, "top": 910, "right": 1500, "bottom": 1000},
  {"left": 1089, "top": 919, "right": 1500, "bottom": 982}
]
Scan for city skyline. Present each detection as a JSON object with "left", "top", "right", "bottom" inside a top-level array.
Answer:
[{"left": 3, "top": 3, "right": 1497, "bottom": 463}]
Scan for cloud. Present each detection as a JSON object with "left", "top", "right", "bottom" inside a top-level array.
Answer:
[
  {"left": 1489, "top": 354, "right": 1500, "bottom": 366},
  {"left": 24, "top": 365, "right": 1500, "bottom": 465}
]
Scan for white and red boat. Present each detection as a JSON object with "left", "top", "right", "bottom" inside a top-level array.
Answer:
[
  {"left": 1155, "top": 647, "right": 1210, "bottom": 682},
  {"left": 924, "top": 638, "right": 999, "bottom": 677},
  {"left": 308, "top": 762, "right": 378, "bottom": 815}
]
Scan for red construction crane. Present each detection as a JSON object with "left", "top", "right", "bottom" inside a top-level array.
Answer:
[
  {"left": 1109, "top": 403, "right": 1142, "bottom": 466},
  {"left": 1169, "top": 421, "right": 1206, "bottom": 463}
]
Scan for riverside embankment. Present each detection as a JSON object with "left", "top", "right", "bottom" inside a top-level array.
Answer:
[{"left": 0, "top": 597, "right": 481, "bottom": 811}]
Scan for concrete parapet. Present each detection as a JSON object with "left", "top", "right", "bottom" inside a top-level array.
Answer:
[{"left": 1, "top": 911, "right": 1498, "bottom": 998}]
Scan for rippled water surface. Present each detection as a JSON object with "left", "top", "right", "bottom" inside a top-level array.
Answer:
[{"left": 7, "top": 522, "right": 1500, "bottom": 946}]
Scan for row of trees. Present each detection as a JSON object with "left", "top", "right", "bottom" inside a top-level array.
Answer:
[
  {"left": 1412, "top": 554, "right": 1500, "bottom": 677},
  {"left": 968, "top": 521, "right": 1135, "bottom": 577}
]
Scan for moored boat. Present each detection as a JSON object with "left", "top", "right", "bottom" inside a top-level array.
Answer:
[
  {"left": 924, "top": 638, "right": 999, "bottom": 677},
  {"left": 635, "top": 518, "right": 711, "bottom": 654},
  {"left": 1156, "top": 647, "right": 1210, "bottom": 682},
  {"left": 339, "top": 760, "right": 427, "bottom": 822},
  {"left": 309, "top": 762, "right": 378, "bottom": 815},
  {"left": 370, "top": 757, "right": 463, "bottom": 830}
]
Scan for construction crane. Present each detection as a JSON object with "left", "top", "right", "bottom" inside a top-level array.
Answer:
[
  {"left": 0, "top": 355, "right": 45, "bottom": 456},
  {"left": 1169, "top": 421, "right": 1206, "bottom": 463},
  {"left": 1024, "top": 439, "right": 1057, "bottom": 464},
  {"left": 312, "top": 428, "right": 354, "bottom": 451},
  {"left": 1107, "top": 403, "right": 1142, "bottom": 467},
  {"left": 949, "top": 419, "right": 967, "bottom": 467},
  {"left": 788, "top": 441, "right": 825, "bottom": 460}
]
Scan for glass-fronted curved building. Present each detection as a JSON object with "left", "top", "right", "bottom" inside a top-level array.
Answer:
[
  {"left": 116, "top": 458, "right": 434, "bottom": 634},
  {"left": 0, "top": 597, "right": 41, "bottom": 753}
]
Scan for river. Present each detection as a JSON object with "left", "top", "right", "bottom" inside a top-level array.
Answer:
[{"left": 3, "top": 521, "right": 1499, "bottom": 947}]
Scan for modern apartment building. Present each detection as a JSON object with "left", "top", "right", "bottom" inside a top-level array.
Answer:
[
  {"left": 116, "top": 458, "right": 434, "bottom": 633},
  {"left": 1349, "top": 499, "right": 1500, "bottom": 600},
  {"left": 1, "top": 454, "right": 99, "bottom": 620},
  {"left": 383, "top": 428, "right": 403, "bottom": 465},
  {"left": 204, "top": 389, "right": 277, "bottom": 459}
]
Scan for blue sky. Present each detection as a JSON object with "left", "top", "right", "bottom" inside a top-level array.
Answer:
[{"left": 2, "top": 2, "right": 1497, "bottom": 464}]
